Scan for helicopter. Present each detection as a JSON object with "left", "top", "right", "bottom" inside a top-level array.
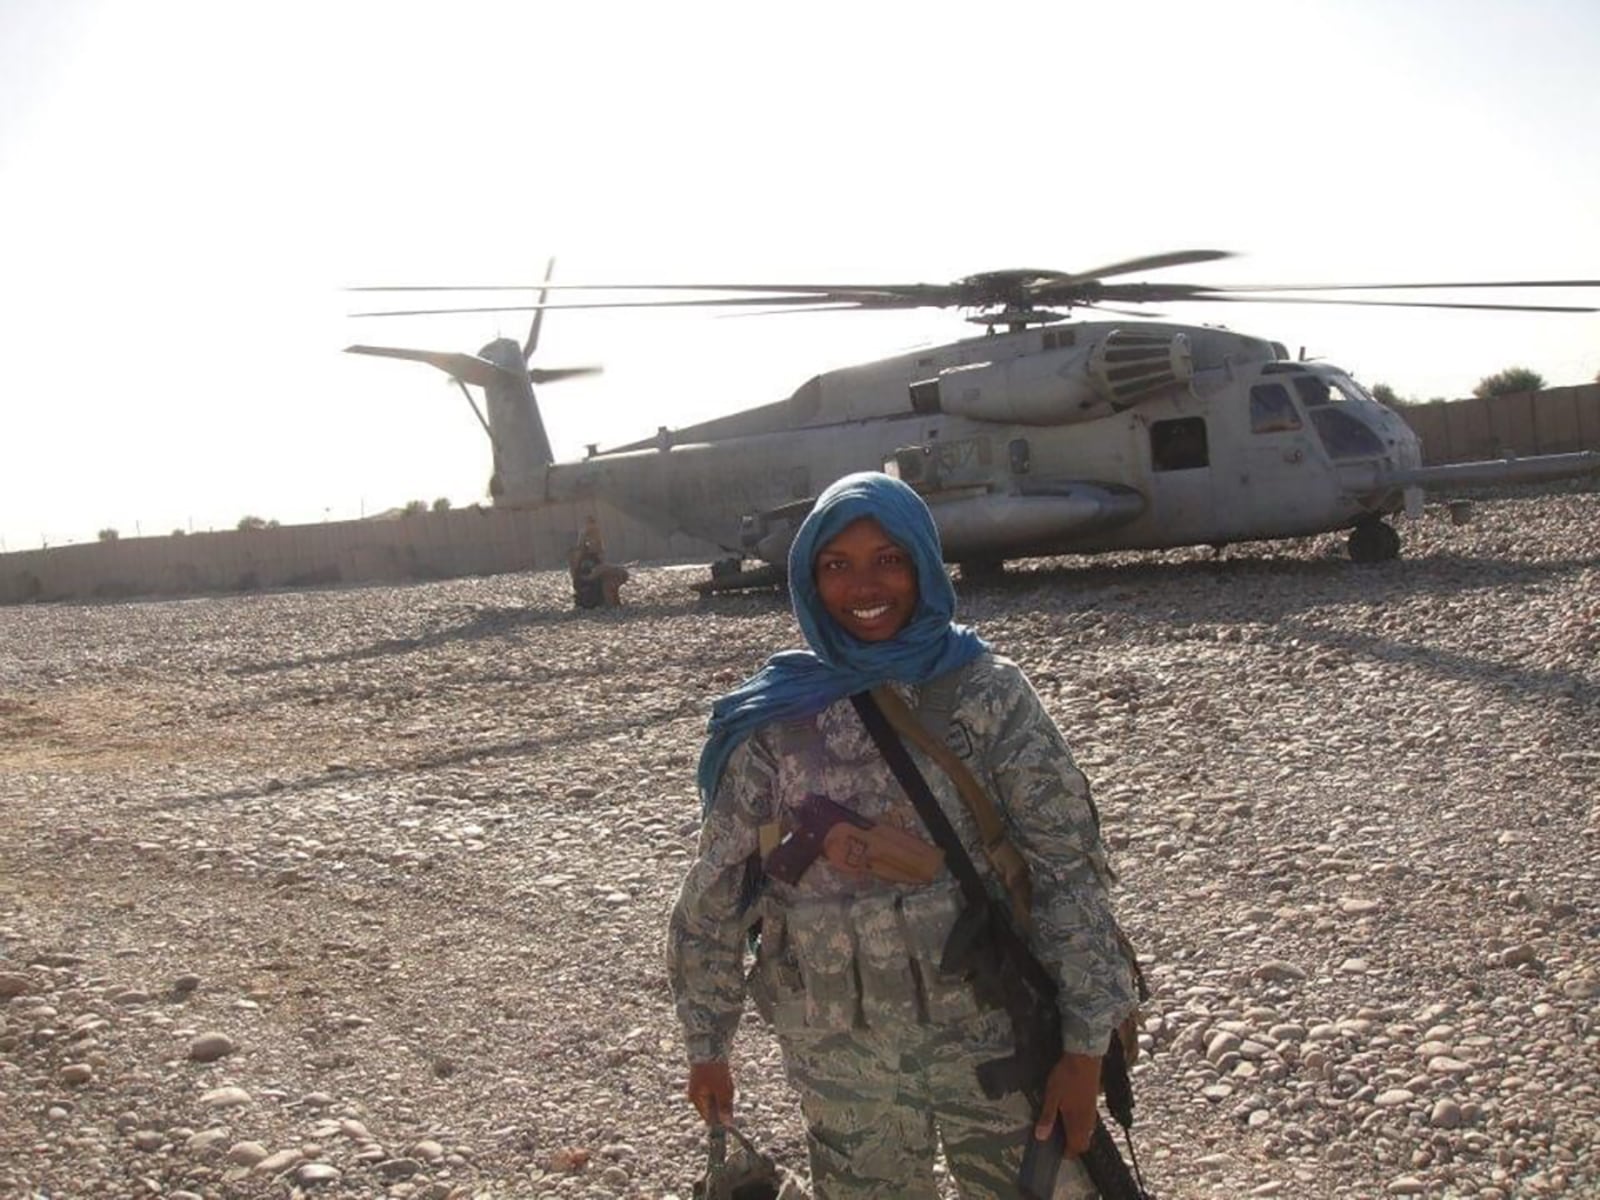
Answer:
[{"left": 346, "top": 251, "right": 1600, "bottom": 589}]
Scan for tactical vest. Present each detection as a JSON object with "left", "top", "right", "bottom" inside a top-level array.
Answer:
[{"left": 748, "top": 667, "right": 988, "bottom": 1036}]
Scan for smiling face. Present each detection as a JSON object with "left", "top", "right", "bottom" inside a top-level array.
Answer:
[{"left": 813, "top": 516, "right": 919, "bottom": 643}]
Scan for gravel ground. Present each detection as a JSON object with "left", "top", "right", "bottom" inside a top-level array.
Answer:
[{"left": 1, "top": 490, "right": 1597, "bottom": 1200}]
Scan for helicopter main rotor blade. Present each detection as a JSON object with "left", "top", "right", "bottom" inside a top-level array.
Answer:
[
  {"left": 349, "top": 272, "right": 1598, "bottom": 300},
  {"left": 715, "top": 302, "right": 889, "bottom": 318},
  {"left": 1087, "top": 282, "right": 1224, "bottom": 304},
  {"left": 1041, "top": 249, "right": 1233, "bottom": 284},
  {"left": 1172, "top": 295, "right": 1598, "bottom": 314},
  {"left": 349, "top": 293, "right": 883, "bottom": 318},
  {"left": 348, "top": 281, "right": 898, "bottom": 294},
  {"left": 1089, "top": 279, "right": 1600, "bottom": 312},
  {"left": 345, "top": 251, "right": 1233, "bottom": 304},
  {"left": 1197, "top": 278, "right": 1600, "bottom": 294},
  {"left": 1076, "top": 302, "right": 1170, "bottom": 318},
  {"left": 347, "top": 255, "right": 1599, "bottom": 322}
]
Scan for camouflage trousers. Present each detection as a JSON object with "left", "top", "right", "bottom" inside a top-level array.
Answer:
[{"left": 778, "top": 1008, "right": 1097, "bottom": 1200}]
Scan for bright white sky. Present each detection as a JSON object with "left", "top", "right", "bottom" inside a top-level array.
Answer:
[{"left": 2, "top": 0, "right": 1597, "bottom": 550}]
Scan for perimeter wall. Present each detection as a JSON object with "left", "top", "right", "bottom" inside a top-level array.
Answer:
[
  {"left": 5, "top": 384, "right": 1598, "bottom": 605},
  {"left": 1397, "top": 383, "right": 1600, "bottom": 463},
  {"left": 0, "top": 499, "right": 721, "bottom": 605}
]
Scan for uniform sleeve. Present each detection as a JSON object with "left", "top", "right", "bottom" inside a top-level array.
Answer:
[
  {"left": 980, "top": 662, "right": 1137, "bottom": 1056},
  {"left": 664, "top": 735, "right": 774, "bottom": 1063}
]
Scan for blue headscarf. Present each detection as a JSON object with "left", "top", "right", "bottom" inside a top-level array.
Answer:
[{"left": 696, "top": 471, "right": 988, "bottom": 810}]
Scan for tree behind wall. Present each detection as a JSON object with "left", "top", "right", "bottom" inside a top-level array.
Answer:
[{"left": 1473, "top": 366, "right": 1545, "bottom": 400}]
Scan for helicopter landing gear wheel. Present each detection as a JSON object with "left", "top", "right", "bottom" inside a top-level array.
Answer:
[{"left": 1348, "top": 519, "right": 1401, "bottom": 564}]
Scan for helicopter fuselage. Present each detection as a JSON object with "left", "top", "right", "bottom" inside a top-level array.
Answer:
[
  {"left": 350, "top": 258, "right": 1600, "bottom": 572},
  {"left": 517, "top": 321, "right": 1434, "bottom": 564}
]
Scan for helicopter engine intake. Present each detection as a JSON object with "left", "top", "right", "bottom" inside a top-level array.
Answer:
[{"left": 908, "top": 329, "right": 1192, "bottom": 425}]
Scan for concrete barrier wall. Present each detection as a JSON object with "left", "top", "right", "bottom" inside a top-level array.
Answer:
[
  {"left": 1397, "top": 384, "right": 1600, "bottom": 464},
  {"left": 1534, "top": 389, "right": 1582, "bottom": 454},
  {"left": 1579, "top": 386, "right": 1600, "bottom": 450},
  {"left": 1, "top": 500, "right": 722, "bottom": 605},
  {"left": 1398, "top": 403, "right": 1450, "bottom": 463}
]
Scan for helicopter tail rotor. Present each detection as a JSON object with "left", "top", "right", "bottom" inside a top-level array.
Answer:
[
  {"left": 524, "top": 256, "right": 555, "bottom": 361},
  {"left": 529, "top": 365, "right": 603, "bottom": 385},
  {"left": 344, "top": 258, "right": 603, "bottom": 497}
]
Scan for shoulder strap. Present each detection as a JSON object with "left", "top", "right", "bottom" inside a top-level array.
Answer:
[
  {"left": 913, "top": 666, "right": 962, "bottom": 743},
  {"left": 851, "top": 692, "right": 987, "bottom": 905},
  {"left": 850, "top": 690, "right": 1057, "bottom": 993},
  {"left": 870, "top": 685, "right": 1033, "bottom": 927},
  {"left": 851, "top": 690, "right": 1031, "bottom": 930}
]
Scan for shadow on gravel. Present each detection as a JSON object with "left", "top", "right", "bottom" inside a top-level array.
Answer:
[
  {"left": 230, "top": 600, "right": 699, "bottom": 677},
  {"left": 681, "top": 551, "right": 1600, "bottom": 627},
  {"left": 156, "top": 697, "right": 707, "bottom": 809},
  {"left": 1000, "top": 546, "right": 1588, "bottom": 584},
  {"left": 959, "top": 551, "right": 1599, "bottom": 707},
  {"left": 1268, "top": 615, "right": 1595, "bottom": 707},
  {"left": 962, "top": 551, "right": 1598, "bottom": 616}
]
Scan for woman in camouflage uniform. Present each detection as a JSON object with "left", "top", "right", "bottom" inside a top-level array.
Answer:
[{"left": 667, "top": 472, "right": 1136, "bottom": 1199}]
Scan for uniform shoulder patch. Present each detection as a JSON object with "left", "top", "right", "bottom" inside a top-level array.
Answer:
[{"left": 944, "top": 718, "right": 976, "bottom": 761}]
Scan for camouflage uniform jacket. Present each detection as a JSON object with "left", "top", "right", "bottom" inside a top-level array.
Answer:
[{"left": 667, "top": 652, "right": 1136, "bottom": 1063}]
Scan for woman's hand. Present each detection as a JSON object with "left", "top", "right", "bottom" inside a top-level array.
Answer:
[
  {"left": 1033, "top": 1051, "right": 1102, "bottom": 1155},
  {"left": 687, "top": 1060, "right": 735, "bottom": 1125}
]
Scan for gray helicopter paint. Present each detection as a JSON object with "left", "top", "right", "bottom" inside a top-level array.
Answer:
[{"left": 477, "top": 337, "right": 554, "bottom": 495}]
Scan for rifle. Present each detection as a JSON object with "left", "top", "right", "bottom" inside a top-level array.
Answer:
[
  {"left": 763, "top": 793, "right": 943, "bottom": 887},
  {"left": 851, "top": 691, "right": 1151, "bottom": 1200},
  {"left": 944, "top": 899, "right": 1150, "bottom": 1200}
]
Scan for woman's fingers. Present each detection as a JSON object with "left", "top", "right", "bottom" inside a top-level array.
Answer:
[
  {"left": 687, "top": 1060, "right": 735, "bottom": 1125},
  {"left": 1035, "top": 1052, "right": 1102, "bottom": 1155}
]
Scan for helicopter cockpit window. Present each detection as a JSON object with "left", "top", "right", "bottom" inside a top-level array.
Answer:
[
  {"left": 1250, "top": 383, "right": 1303, "bottom": 434},
  {"left": 1310, "top": 406, "right": 1385, "bottom": 460},
  {"left": 1150, "top": 417, "right": 1209, "bottom": 472},
  {"left": 1331, "top": 373, "right": 1374, "bottom": 403},
  {"left": 1293, "top": 375, "right": 1338, "bottom": 407}
]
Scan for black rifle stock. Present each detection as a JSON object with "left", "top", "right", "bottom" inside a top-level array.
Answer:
[{"left": 1022, "top": 1117, "right": 1146, "bottom": 1200}]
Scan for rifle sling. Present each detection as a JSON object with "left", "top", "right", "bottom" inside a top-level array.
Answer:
[{"left": 868, "top": 683, "right": 1033, "bottom": 927}]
